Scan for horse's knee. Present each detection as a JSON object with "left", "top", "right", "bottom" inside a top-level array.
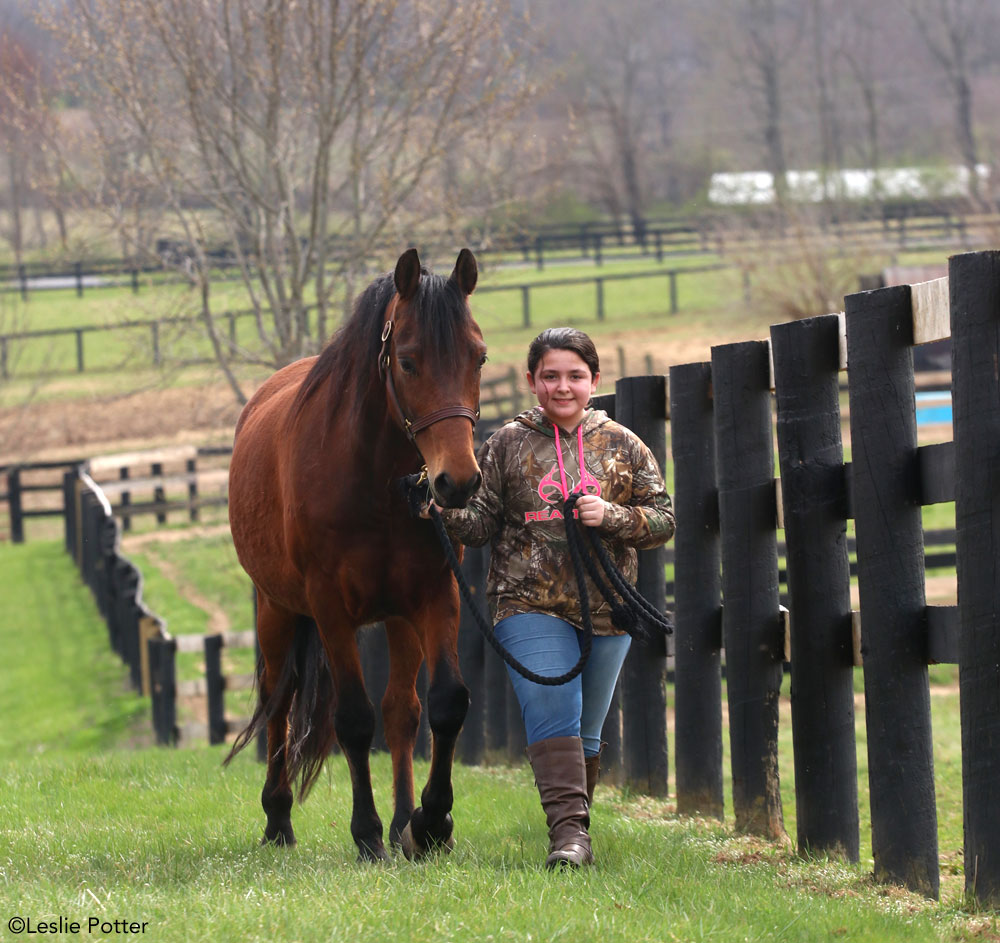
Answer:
[
  {"left": 382, "top": 690, "right": 421, "bottom": 743},
  {"left": 427, "top": 664, "right": 469, "bottom": 739}
]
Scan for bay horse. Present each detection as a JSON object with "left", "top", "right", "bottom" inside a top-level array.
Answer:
[{"left": 226, "top": 248, "right": 485, "bottom": 862}]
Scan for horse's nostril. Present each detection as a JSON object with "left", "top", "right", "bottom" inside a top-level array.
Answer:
[
  {"left": 434, "top": 471, "right": 481, "bottom": 508},
  {"left": 434, "top": 472, "right": 455, "bottom": 502}
]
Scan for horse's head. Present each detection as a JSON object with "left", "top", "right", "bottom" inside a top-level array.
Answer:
[{"left": 382, "top": 247, "right": 486, "bottom": 508}]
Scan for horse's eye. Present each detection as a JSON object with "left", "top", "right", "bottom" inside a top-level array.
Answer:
[
  {"left": 478, "top": 354, "right": 488, "bottom": 369},
  {"left": 399, "top": 358, "right": 417, "bottom": 376}
]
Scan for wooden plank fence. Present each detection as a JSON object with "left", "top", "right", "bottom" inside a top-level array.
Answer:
[{"left": 63, "top": 464, "right": 260, "bottom": 749}]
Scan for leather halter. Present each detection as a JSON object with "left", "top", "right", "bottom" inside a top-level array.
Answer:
[{"left": 377, "top": 297, "right": 479, "bottom": 447}]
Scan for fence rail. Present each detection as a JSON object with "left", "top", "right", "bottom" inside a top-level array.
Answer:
[
  {"left": 3, "top": 206, "right": 997, "bottom": 297},
  {"left": 664, "top": 256, "right": 998, "bottom": 906},
  {"left": 64, "top": 465, "right": 261, "bottom": 749},
  {"left": 0, "top": 266, "right": 719, "bottom": 381}
]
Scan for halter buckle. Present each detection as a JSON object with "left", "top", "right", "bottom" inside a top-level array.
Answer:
[{"left": 381, "top": 320, "right": 393, "bottom": 342}]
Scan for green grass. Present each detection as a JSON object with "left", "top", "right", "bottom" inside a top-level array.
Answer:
[
  {"left": 0, "top": 541, "right": 148, "bottom": 755},
  {"left": 1, "top": 539, "right": 996, "bottom": 940}
]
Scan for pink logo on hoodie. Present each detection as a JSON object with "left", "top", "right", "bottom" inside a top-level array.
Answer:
[{"left": 537, "top": 463, "right": 602, "bottom": 505}]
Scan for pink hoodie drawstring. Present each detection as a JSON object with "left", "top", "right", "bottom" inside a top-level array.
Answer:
[{"left": 553, "top": 423, "right": 601, "bottom": 502}]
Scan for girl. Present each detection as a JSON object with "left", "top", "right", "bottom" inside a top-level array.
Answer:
[{"left": 431, "top": 327, "right": 674, "bottom": 867}]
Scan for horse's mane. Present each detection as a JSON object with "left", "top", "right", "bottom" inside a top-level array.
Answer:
[{"left": 293, "top": 266, "right": 472, "bottom": 422}]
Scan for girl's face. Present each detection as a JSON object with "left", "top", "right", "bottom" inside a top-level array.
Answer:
[{"left": 526, "top": 348, "right": 599, "bottom": 431}]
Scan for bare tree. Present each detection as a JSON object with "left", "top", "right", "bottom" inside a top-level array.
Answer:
[
  {"left": 909, "top": 0, "right": 999, "bottom": 203},
  {"left": 707, "top": 0, "right": 804, "bottom": 203},
  {"left": 541, "top": 0, "right": 695, "bottom": 240},
  {"left": 42, "top": 0, "right": 533, "bottom": 404},
  {"left": 0, "top": 27, "right": 36, "bottom": 264}
]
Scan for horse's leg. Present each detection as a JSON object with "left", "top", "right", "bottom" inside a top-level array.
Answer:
[
  {"left": 257, "top": 593, "right": 298, "bottom": 846},
  {"left": 382, "top": 617, "right": 424, "bottom": 849},
  {"left": 313, "top": 611, "right": 387, "bottom": 863},
  {"left": 401, "top": 584, "right": 469, "bottom": 860}
]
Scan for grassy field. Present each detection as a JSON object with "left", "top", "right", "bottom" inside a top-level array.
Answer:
[
  {"left": 0, "top": 242, "right": 955, "bottom": 403},
  {"left": 2, "top": 539, "right": 996, "bottom": 942}
]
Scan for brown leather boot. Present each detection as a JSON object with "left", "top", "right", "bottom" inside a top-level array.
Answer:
[{"left": 526, "top": 736, "right": 594, "bottom": 868}]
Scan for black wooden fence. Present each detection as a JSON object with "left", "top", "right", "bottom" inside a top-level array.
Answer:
[
  {"left": 663, "top": 249, "right": 999, "bottom": 907},
  {"left": 63, "top": 464, "right": 260, "bottom": 748}
]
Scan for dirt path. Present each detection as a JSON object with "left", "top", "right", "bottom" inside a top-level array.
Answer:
[{"left": 132, "top": 539, "right": 231, "bottom": 635}]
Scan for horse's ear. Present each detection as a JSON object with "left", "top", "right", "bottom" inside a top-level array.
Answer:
[
  {"left": 450, "top": 248, "right": 478, "bottom": 296},
  {"left": 394, "top": 248, "right": 421, "bottom": 300}
]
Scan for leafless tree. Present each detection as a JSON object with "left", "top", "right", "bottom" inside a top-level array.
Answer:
[
  {"left": 706, "top": 0, "right": 804, "bottom": 203},
  {"left": 909, "top": 0, "right": 999, "bottom": 204},
  {"left": 539, "top": 0, "right": 696, "bottom": 240},
  {"left": 42, "top": 0, "right": 534, "bottom": 404}
]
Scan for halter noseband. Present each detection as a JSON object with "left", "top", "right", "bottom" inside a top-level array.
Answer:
[{"left": 377, "top": 297, "right": 479, "bottom": 447}]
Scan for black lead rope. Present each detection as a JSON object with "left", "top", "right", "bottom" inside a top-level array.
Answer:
[{"left": 401, "top": 475, "right": 671, "bottom": 686}]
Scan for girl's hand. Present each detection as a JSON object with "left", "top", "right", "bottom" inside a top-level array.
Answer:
[
  {"left": 419, "top": 498, "right": 440, "bottom": 520},
  {"left": 575, "top": 494, "right": 606, "bottom": 527}
]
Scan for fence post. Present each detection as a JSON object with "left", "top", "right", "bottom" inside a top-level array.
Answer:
[
  {"left": 152, "top": 462, "right": 166, "bottom": 524},
  {"left": 205, "top": 634, "right": 227, "bottom": 745},
  {"left": 359, "top": 624, "right": 389, "bottom": 752},
  {"left": 457, "top": 544, "right": 487, "bottom": 765},
  {"left": 520, "top": 286, "right": 531, "bottom": 329},
  {"left": 845, "top": 283, "right": 938, "bottom": 899},
  {"left": 669, "top": 271, "right": 678, "bottom": 315},
  {"left": 7, "top": 467, "right": 24, "bottom": 543},
  {"left": 535, "top": 236, "right": 544, "bottom": 271},
  {"left": 482, "top": 649, "right": 507, "bottom": 757},
  {"left": 138, "top": 614, "right": 159, "bottom": 697},
  {"left": 771, "top": 315, "right": 859, "bottom": 861},
  {"left": 119, "top": 467, "right": 131, "bottom": 532},
  {"left": 75, "top": 261, "right": 84, "bottom": 297},
  {"left": 596, "top": 278, "right": 605, "bottom": 322},
  {"left": 711, "top": 339, "right": 787, "bottom": 840},
  {"left": 615, "top": 375, "right": 670, "bottom": 796},
  {"left": 589, "top": 391, "right": 623, "bottom": 783},
  {"left": 18, "top": 264, "right": 27, "bottom": 301},
  {"left": 75, "top": 330, "right": 84, "bottom": 373},
  {"left": 149, "top": 635, "right": 178, "bottom": 746},
  {"left": 950, "top": 249, "right": 1000, "bottom": 907},
  {"left": 186, "top": 457, "right": 199, "bottom": 522},
  {"left": 151, "top": 322, "right": 161, "bottom": 367},
  {"left": 131, "top": 265, "right": 139, "bottom": 293},
  {"left": 505, "top": 679, "right": 526, "bottom": 761},
  {"left": 669, "top": 362, "right": 723, "bottom": 819},
  {"left": 62, "top": 469, "right": 76, "bottom": 555}
]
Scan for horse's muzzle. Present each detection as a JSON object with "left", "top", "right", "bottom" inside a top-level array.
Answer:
[{"left": 432, "top": 470, "right": 482, "bottom": 509}]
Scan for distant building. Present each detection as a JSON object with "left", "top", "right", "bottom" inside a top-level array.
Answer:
[{"left": 708, "top": 164, "right": 991, "bottom": 205}]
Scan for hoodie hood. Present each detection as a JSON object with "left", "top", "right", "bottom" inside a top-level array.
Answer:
[{"left": 513, "top": 405, "right": 613, "bottom": 438}]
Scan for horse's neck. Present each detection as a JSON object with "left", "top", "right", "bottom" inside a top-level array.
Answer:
[{"left": 325, "top": 369, "right": 417, "bottom": 479}]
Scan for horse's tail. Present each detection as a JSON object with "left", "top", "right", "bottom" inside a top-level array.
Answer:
[{"left": 224, "top": 615, "right": 337, "bottom": 801}]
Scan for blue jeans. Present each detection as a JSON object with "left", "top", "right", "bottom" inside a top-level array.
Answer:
[{"left": 494, "top": 612, "right": 631, "bottom": 757}]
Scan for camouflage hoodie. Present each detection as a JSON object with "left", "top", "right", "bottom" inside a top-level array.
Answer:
[{"left": 441, "top": 406, "right": 674, "bottom": 635}]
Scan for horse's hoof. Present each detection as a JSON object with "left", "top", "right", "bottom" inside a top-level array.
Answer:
[
  {"left": 356, "top": 840, "right": 389, "bottom": 864},
  {"left": 400, "top": 811, "right": 455, "bottom": 861},
  {"left": 261, "top": 827, "right": 296, "bottom": 847}
]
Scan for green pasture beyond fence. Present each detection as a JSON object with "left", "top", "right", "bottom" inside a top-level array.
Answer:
[{"left": 0, "top": 265, "right": 734, "bottom": 380}]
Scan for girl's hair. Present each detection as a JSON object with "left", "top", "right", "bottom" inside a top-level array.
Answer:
[{"left": 527, "top": 327, "right": 600, "bottom": 377}]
